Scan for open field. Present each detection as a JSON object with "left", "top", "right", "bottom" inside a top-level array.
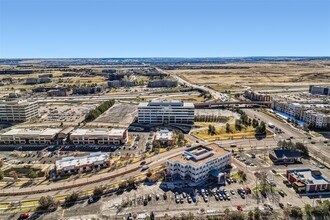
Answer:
[{"left": 167, "top": 61, "right": 330, "bottom": 89}]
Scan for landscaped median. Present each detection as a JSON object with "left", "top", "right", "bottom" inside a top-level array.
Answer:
[
  {"left": 192, "top": 123, "right": 272, "bottom": 142},
  {"left": 0, "top": 165, "right": 166, "bottom": 214}
]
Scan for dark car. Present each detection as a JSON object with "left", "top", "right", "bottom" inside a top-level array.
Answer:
[
  {"left": 278, "top": 191, "right": 285, "bottom": 197},
  {"left": 279, "top": 202, "right": 284, "bottom": 209}
]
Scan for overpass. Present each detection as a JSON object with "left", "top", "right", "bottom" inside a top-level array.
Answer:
[{"left": 194, "top": 100, "right": 272, "bottom": 108}]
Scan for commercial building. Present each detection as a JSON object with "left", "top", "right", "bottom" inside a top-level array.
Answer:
[
  {"left": 138, "top": 101, "right": 195, "bottom": 124},
  {"left": 148, "top": 79, "right": 178, "bottom": 88},
  {"left": 108, "top": 79, "right": 135, "bottom": 88},
  {"left": 286, "top": 169, "right": 330, "bottom": 193},
  {"left": 166, "top": 143, "right": 231, "bottom": 184},
  {"left": 25, "top": 77, "right": 51, "bottom": 85},
  {"left": 0, "top": 99, "right": 39, "bottom": 122},
  {"left": 69, "top": 128, "right": 128, "bottom": 145},
  {"left": 309, "top": 85, "right": 330, "bottom": 96},
  {"left": 55, "top": 152, "right": 110, "bottom": 175},
  {"left": 269, "top": 149, "right": 302, "bottom": 165},
  {"left": 244, "top": 90, "right": 271, "bottom": 101},
  {"left": 73, "top": 86, "right": 105, "bottom": 95},
  {"left": 47, "top": 88, "right": 68, "bottom": 96},
  {"left": 154, "top": 130, "right": 175, "bottom": 146},
  {"left": 0, "top": 128, "right": 62, "bottom": 145}
]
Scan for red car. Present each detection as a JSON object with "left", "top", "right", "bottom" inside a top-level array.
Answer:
[
  {"left": 19, "top": 212, "right": 30, "bottom": 219},
  {"left": 237, "top": 205, "right": 243, "bottom": 211}
]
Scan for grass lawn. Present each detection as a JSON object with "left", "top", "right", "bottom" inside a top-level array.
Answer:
[
  {"left": 208, "top": 84, "right": 244, "bottom": 91},
  {"left": 194, "top": 122, "right": 218, "bottom": 127},
  {"left": 192, "top": 124, "right": 257, "bottom": 141}
]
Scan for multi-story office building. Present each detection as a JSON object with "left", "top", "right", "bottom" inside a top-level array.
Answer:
[
  {"left": 0, "top": 99, "right": 39, "bottom": 122},
  {"left": 0, "top": 128, "right": 62, "bottom": 145},
  {"left": 69, "top": 128, "right": 128, "bottom": 145},
  {"left": 166, "top": 143, "right": 231, "bottom": 184},
  {"left": 244, "top": 90, "right": 271, "bottom": 101},
  {"left": 138, "top": 101, "right": 195, "bottom": 124},
  {"left": 148, "top": 79, "right": 178, "bottom": 88}
]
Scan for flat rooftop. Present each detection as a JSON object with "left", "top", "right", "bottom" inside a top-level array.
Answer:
[
  {"left": 168, "top": 143, "right": 230, "bottom": 166},
  {"left": 1, "top": 128, "right": 62, "bottom": 137},
  {"left": 139, "top": 101, "right": 194, "bottom": 108},
  {"left": 288, "top": 169, "right": 330, "bottom": 185},
  {"left": 56, "top": 152, "right": 109, "bottom": 170},
  {"left": 187, "top": 145, "right": 212, "bottom": 156},
  {"left": 155, "top": 130, "right": 173, "bottom": 140},
  {"left": 70, "top": 128, "right": 126, "bottom": 137}
]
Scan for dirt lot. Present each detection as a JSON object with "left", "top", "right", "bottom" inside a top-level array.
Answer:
[{"left": 167, "top": 61, "right": 330, "bottom": 89}]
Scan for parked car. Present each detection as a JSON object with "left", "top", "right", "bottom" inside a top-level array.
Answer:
[
  {"left": 19, "top": 213, "right": 30, "bottom": 219},
  {"left": 237, "top": 205, "right": 243, "bottom": 211},
  {"left": 279, "top": 202, "right": 284, "bottom": 208}
]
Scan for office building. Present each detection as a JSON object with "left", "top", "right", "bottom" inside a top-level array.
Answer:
[
  {"left": 138, "top": 101, "right": 195, "bottom": 124},
  {"left": 0, "top": 99, "right": 38, "bottom": 122},
  {"left": 269, "top": 149, "right": 302, "bottom": 165},
  {"left": 148, "top": 79, "right": 178, "bottom": 88},
  {"left": 166, "top": 143, "right": 231, "bottom": 184}
]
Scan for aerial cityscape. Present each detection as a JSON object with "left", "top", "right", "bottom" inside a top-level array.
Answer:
[{"left": 0, "top": 0, "right": 330, "bottom": 220}]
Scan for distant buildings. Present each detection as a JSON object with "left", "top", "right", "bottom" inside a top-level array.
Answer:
[
  {"left": 309, "top": 85, "right": 330, "bottom": 96},
  {"left": 269, "top": 149, "right": 302, "bottom": 165},
  {"left": 69, "top": 128, "right": 128, "bottom": 145},
  {"left": 55, "top": 152, "right": 110, "bottom": 176},
  {"left": 166, "top": 143, "right": 231, "bottom": 184},
  {"left": 287, "top": 168, "right": 330, "bottom": 193},
  {"left": 108, "top": 79, "right": 135, "bottom": 88},
  {"left": 244, "top": 90, "right": 271, "bottom": 101},
  {"left": 148, "top": 79, "right": 178, "bottom": 88},
  {"left": 272, "top": 100, "right": 330, "bottom": 128},
  {"left": 154, "top": 130, "right": 175, "bottom": 146},
  {"left": 73, "top": 86, "right": 105, "bottom": 95},
  {"left": 138, "top": 101, "right": 195, "bottom": 124},
  {"left": 0, "top": 99, "right": 39, "bottom": 122},
  {"left": 25, "top": 77, "right": 51, "bottom": 85}
]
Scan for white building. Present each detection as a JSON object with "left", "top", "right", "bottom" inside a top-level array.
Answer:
[
  {"left": 0, "top": 99, "right": 38, "bottom": 122},
  {"left": 55, "top": 152, "right": 110, "bottom": 175},
  {"left": 69, "top": 128, "right": 128, "bottom": 145},
  {"left": 138, "top": 101, "right": 195, "bottom": 124},
  {"left": 166, "top": 143, "right": 231, "bottom": 184},
  {"left": 0, "top": 128, "right": 62, "bottom": 145}
]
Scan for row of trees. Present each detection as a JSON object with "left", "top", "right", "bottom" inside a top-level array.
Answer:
[
  {"left": 195, "top": 115, "right": 229, "bottom": 123},
  {"left": 277, "top": 140, "right": 309, "bottom": 156},
  {"left": 84, "top": 99, "right": 115, "bottom": 122}
]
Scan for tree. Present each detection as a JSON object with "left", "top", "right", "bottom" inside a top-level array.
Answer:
[
  {"left": 28, "top": 171, "right": 38, "bottom": 179},
  {"left": 177, "top": 132, "right": 184, "bottom": 143},
  {"left": 208, "top": 125, "right": 216, "bottom": 135},
  {"left": 65, "top": 191, "right": 79, "bottom": 204},
  {"left": 60, "top": 122, "right": 64, "bottom": 127},
  {"left": 252, "top": 119, "right": 259, "bottom": 128},
  {"left": 289, "top": 207, "right": 303, "bottom": 219},
  {"left": 254, "top": 207, "right": 261, "bottom": 220},
  {"left": 152, "top": 141, "right": 160, "bottom": 150},
  {"left": 93, "top": 186, "right": 104, "bottom": 198},
  {"left": 11, "top": 171, "right": 18, "bottom": 182},
  {"left": 0, "top": 170, "right": 3, "bottom": 180},
  {"left": 39, "top": 195, "right": 56, "bottom": 210},
  {"left": 237, "top": 170, "right": 247, "bottom": 181},
  {"left": 305, "top": 204, "right": 313, "bottom": 216},
  {"left": 235, "top": 119, "right": 242, "bottom": 131},
  {"left": 226, "top": 123, "right": 231, "bottom": 133},
  {"left": 0, "top": 160, "right": 3, "bottom": 168},
  {"left": 256, "top": 121, "right": 266, "bottom": 134},
  {"left": 247, "top": 211, "right": 254, "bottom": 220},
  {"left": 295, "top": 142, "right": 309, "bottom": 157}
]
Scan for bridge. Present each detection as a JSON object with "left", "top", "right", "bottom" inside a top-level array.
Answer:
[{"left": 194, "top": 100, "right": 272, "bottom": 108}]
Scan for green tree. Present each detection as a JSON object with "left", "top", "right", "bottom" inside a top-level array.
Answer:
[
  {"left": 38, "top": 195, "right": 56, "bottom": 210},
  {"left": 177, "top": 132, "right": 184, "bottom": 143},
  {"left": 28, "top": 171, "right": 38, "bottom": 179},
  {"left": 305, "top": 204, "right": 313, "bottom": 216},
  {"left": 226, "top": 123, "right": 231, "bottom": 133},
  {"left": 295, "top": 142, "right": 309, "bottom": 157},
  {"left": 65, "top": 191, "right": 79, "bottom": 204},
  {"left": 252, "top": 118, "right": 259, "bottom": 128},
  {"left": 254, "top": 207, "right": 261, "bottom": 220},
  {"left": 256, "top": 121, "right": 266, "bottom": 134},
  {"left": 93, "top": 186, "right": 104, "bottom": 198},
  {"left": 0, "top": 170, "right": 3, "bottom": 180},
  {"left": 235, "top": 119, "right": 242, "bottom": 131}
]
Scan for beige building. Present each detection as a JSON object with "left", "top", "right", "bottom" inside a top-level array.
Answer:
[
  {"left": 166, "top": 143, "right": 231, "bottom": 184},
  {"left": 0, "top": 128, "right": 62, "bottom": 145},
  {"left": 69, "top": 128, "right": 128, "bottom": 145},
  {"left": 55, "top": 152, "right": 110, "bottom": 175}
]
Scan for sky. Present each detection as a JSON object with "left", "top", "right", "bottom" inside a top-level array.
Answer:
[{"left": 0, "top": 0, "right": 329, "bottom": 58}]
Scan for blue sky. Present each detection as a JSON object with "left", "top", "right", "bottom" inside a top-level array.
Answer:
[{"left": 0, "top": 0, "right": 329, "bottom": 58}]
